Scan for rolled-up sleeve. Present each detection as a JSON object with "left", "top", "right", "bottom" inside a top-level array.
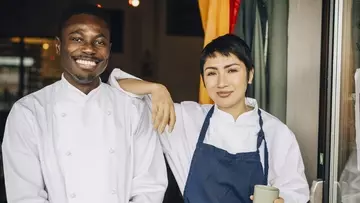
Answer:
[
  {"left": 108, "top": 68, "right": 145, "bottom": 99},
  {"left": 130, "top": 101, "right": 168, "bottom": 203},
  {"left": 2, "top": 103, "right": 49, "bottom": 203}
]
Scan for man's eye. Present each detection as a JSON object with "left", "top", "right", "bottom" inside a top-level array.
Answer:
[
  {"left": 95, "top": 41, "right": 106, "bottom": 46},
  {"left": 70, "top": 37, "right": 83, "bottom": 42}
]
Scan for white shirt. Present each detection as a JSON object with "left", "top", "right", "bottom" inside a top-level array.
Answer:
[
  {"left": 109, "top": 68, "right": 310, "bottom": 203},
  {"left": 2, "top": 75, "right": 167, "bottom": 203}
]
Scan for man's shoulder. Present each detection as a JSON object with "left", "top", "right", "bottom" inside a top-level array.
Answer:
[
  {"left": 6, "top": 82, "right": 60, "bottom": 126},
  {"left": 100, "top": 83, "right": 149, "bottom": 131},
  {"left": 102, "top": 82, "right": 133, "bottom": 98},
  {"left": 14, "top": 81, "right": 61, "bottom": 112},
  {"left": 101, "top": 83, "right": 146, "bottom": 106}
]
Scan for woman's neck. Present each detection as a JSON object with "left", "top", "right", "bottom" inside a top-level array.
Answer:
[{"left": 218, "top": 99, "right": 253, "bottom": 121}]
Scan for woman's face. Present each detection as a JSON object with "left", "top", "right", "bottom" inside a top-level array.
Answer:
[{"left": 203, "top": 52, "right": 254, "bottom": 112}]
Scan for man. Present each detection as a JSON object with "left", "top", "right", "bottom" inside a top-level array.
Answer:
[{"left": 2, "top": 4, "right": 167, "bottom": 203}]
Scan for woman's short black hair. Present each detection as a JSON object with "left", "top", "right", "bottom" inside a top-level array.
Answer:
[{"left": 200, "top": 34, "right": 253, "bottom": 78}]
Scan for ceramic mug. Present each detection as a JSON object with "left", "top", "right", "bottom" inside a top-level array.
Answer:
[{"left": 253, "top": 185, "right": 280, "bottom": 203}]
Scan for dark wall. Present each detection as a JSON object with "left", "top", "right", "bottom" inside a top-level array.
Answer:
[
  {"left": 0, "top": 0, "right": 91, "bottom": 37},
  {"left": 0, "top": 0, "right": 62, "bottom": 37}
]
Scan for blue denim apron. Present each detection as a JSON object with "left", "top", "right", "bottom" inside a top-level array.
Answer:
[{"left": 183, "top": 106, "right": 269, "bottom": 203}]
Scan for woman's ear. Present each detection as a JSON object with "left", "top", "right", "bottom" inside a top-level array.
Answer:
[{"left": 248, "top": 68, "right": 254, "bottom": 84}]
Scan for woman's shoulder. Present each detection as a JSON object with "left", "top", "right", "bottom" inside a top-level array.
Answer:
[{"left": 260, "top": 109, "right": 296, "bottom": 140}]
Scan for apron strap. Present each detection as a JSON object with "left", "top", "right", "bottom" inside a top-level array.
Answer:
[
  {"left": 197, "top": 106, "right": 215, "bottom": 144},
  {"left": 257, "top": 109, "right": 269, "bottom": 185}
]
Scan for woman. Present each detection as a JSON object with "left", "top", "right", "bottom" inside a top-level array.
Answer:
[{"left": 109, "top": 34, "right": 309, "bottom": 203}]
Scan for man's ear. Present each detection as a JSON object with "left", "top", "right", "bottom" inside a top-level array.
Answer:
[
  {"left": 55, "top": 37, "right": 61, "bottom": 55},
  {"left": 108, "top": 43, "right": 112, "bottom": 59}
]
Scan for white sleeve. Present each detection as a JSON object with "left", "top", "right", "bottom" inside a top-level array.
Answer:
[
  {"left": 130, "top": 100, "right": 168, "bottom": 203},
  {"left": 270, "top": 127, "right": 310, "bottom": 203},
  {"left": 108, "top": 68, "right": 153, "bottom": 116},
  {"left": 108, "top": 68, "right": 145, "bottom": 99},
  {"left": 2, "top": 103, "right": 49, "bottom": 203},
  {"left": 158, "top": 102, "right": 208, "bottom": 193}
]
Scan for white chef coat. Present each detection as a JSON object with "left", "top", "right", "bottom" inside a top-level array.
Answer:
[
  {"left": 2, "top": 75, "right": 167, "bottom": 203},
  {"left": 109, "top": 68, "right": 310, "bottom": 203}
]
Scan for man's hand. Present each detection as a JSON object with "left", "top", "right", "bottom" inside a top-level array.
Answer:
[{"left": 150, "top": 84, "right": 176, "bottom": 134}]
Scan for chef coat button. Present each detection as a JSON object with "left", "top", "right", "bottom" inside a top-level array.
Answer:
[
  {"left": 61, "top": 113, "right": 67, "bottom": 117},
  {"left": 70, "top": 193, "right": 76, "bottom": 198},
  {"left": 65, "top": 151, "right": 72, "bottom": 156},
  {"left": 107, "top": 111, "right": 111, "bottom": 115},
  {"left": 111, "top": 189, "right": 116, "bottom": 194},
  {"left": 109, "top": 148, "right": 115, "bottom": 154}
]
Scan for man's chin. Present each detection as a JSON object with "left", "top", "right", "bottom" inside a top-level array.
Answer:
[
  {"left": 74, "top": 75, "right": 97, "bottom": 84},
  {"left": 67, "top": 71, "right": 98, "bottom": 85},
  {"left": 64, "top": 65, "right": 104, "bottom": 85}
]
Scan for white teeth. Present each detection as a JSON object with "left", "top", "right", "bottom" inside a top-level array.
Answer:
[{"left": 76, "top": 59, "right": 96, "bottom": 66}]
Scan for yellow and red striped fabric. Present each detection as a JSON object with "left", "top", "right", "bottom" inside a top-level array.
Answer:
[{"left": 197, "top": 0, "right": 241, "bottom": 104}]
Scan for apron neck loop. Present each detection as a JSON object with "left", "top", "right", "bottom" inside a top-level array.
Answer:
[
  {"left": 257, "top": 109, "right": 269, "bottom": 184},
  {"left": 197, "top": 106, "right": 215, "bottom": 144}
]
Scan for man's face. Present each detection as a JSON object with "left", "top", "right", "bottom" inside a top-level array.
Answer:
[
  {"left": 56, "top": 14, "right": 111, "bottom": 84},
  {"left": 203, "top": 52, "right": 254, "bottom": 111}
]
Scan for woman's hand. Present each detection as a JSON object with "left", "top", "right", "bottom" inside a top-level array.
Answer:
[{"left": 150, "top": 84, "right": 176, "bottom": 134}]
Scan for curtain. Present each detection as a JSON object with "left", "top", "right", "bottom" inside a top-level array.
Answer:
[
  {"left": 230, "top": 0, "right": 241, "bottom": 33},
  {"left": 197, "top": 0, "right": 289, "bottom": 121},
  {"left": 267, "top": 0, "right": 288, "bottom": 122},
  {"left": 232, "top": 0, "right": 288, "bottom": 122},
  {"left": 252, "top": 2, "right": 267, "bottom": 108},
  {"left": 198, "top": 0, "right": 230, "bottom": 104}
]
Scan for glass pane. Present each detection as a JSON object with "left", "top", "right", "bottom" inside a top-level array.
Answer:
[
  {"left": 0, "top": 38, "right": 21, "bottom": 203},
  {"left": 334, "top": 0, "right": 360, "bottom": 202},
  {"left": 15, "top": 37, "right": 62, "bottom": 93},
  {"left": 0, "top": 38, "right": 21, "bottom": 111},
  {"left": 0, "top": 37, "right": 61, "bottom": 110}
]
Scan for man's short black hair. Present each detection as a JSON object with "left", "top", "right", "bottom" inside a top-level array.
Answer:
[
  {"left": 58, "top": 3, "right": 111, "bottom": 37},
  {"left": 200, "top": 34, "right": 253, "bottom": 79}
]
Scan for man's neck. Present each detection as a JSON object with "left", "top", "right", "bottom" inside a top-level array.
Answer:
[{"left": 63, "top": 72, "right": 100, "bottom": 95}]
